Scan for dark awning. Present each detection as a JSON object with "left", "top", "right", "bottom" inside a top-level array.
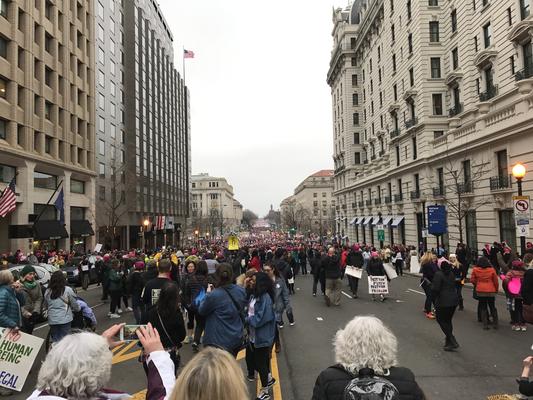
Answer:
[
  {"left": 8, "top": 225, "right": 33, "bottom": 239},
  {"left": 33, "top": 220, "right": 69, "bottom": 240},
  {"left": 70, "top": 220, "right": 95, "bottom": 237}
]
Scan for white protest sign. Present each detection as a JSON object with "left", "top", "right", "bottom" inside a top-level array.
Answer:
[
  {"left": 368, "top": 276, "right": 389, "bottom": 295},
  {"left": 0, "top": 329, "right": 44, "bottom": 391},
  {"left": 94, "top": 243, "right": 103, "bottom": 253},
  {"left": 383, "top": 262, "right": 398, "bottom": 280},
  {"left": 345, "top": 265, "right": 363, "bottom": 279},
  {"left": 410, "top": 256, "right": 420, "bottom": 274}
]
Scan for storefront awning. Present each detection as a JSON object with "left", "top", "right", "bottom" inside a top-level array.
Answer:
[
  {"left": 371, "top": 216, "right": 381, "bottom": 225},
  {"left": 33, "top": 220, "right": 69, "bottom": 241},
  {"left": 391, "top": 216, "right": 405, "bottom": 228},
  {"left": 349, "top": 217, "right": 358, "bottom": 225},
  {"left": 70, "top": 220, "right": 95, "bottom": 237},
  {"left": 355, "top": 217, "right": 364, "bottom": 225},
  {"left": 363, "top": 216, "right": 373, "bottom": 225},
  {"left": 381, "top": 216, "right": 393, "bottom": 226}
]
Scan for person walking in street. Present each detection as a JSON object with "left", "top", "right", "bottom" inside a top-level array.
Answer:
[
  {"left": 245, "top": 272, "right": 276, "bottom": 400},
  {"left": 311, "top": 248, "right": 325, "bottom": 296},
  {"left": 470, "top": 256, "right": 499, "bottom": 330},
  {"left": 198, "top": 263, "right": 247, "bottom": 356},
  {"left": 393, "top": 246, "right": 404, "bottom": 277},
  {"left": 323, "top": 247, "right": 342, "bottom": 306},
  {"left": 44, "top": 271, "right": 81, "bottom": 344},
  {"left": 431, "top": 260, "right": 459, "bottom": 351},
  {"left": 420, "top": 252, "right": 438, "bottom": 319},
  {"left": 312, "top": 316, "right": 425, "bottom": 400},
  {"left": 346, "top": 245, "right": 364, "bottom": 298},
  {"left": 299, "top": 247, "right": 308, "bottom": 275},
  {"left": 449, "top": 253, "right": 466, "bottom": 311},
  {"left": 367, "top": 251, "right": 388, "bottom": 302},
  {"left": 184, "top": 260, "right": 209, "bottom": 353},
  {"left": 142, "top": 259, "right": 172, "bottom": 310},
  {"left": 127, "top": 260, "right": 146, "bottom": 324},
  {"left": 107, "top": 259, "right": 124, "bottom": 319},
  {"left": 19, "top": 265, "right": 43, "bottom": 334},
  {"left": 503, "top": 259, "right": 527, "bottom": 331}
]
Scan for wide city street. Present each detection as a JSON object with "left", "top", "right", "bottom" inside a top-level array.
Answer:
[{"left": 11, "top": 272, "right": 529, "bottom": 400}]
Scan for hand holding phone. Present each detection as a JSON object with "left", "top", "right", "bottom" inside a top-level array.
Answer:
[{"left": 119, "top": 324, "right": 147, "bottom": 342}]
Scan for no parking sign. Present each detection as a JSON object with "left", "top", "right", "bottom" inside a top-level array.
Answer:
[{"left": 513, "top": 196, "right": 530, "bottom": 236}]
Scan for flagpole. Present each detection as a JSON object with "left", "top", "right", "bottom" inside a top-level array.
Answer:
[
  {"left": 182, "top": 46, "right": 186, "bottom": 83},
  {"left": 34, "top": 180, "right": 63, "bottom": 225}
]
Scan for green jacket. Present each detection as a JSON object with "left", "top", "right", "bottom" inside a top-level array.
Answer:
[{"left": 108, "top": 269, "right": 123, "bottom": 292}]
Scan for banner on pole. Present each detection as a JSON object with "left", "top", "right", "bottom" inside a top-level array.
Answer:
[
  {"left": 0, "top": 329, "right": 44, "bottom": 391},
  {"left": 368, "top": 276, "right": 389, "bottom": 295}
]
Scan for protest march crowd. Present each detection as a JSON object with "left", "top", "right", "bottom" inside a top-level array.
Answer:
[{"left": 1, "top": 233, "right": 533, "bottom": 399}]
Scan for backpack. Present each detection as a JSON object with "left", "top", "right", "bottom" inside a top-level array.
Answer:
[
  {"left": 192, "top": 287, "right": 206, "bottom": 309},
  {"left": 343, "top": 367, "right": 400, "bottom": 400}
]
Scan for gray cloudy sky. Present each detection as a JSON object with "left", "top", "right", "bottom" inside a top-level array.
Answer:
[{"left": 158, "top": 0, "right": 335, "bottom": 216}]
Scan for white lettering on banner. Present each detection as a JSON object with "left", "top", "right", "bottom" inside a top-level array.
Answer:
[
  {"left": 368, "top": 276, "right": 389, "bottom": 295},
  {"left": 0, "top": 329, "right": 43, "bottom": 391}
]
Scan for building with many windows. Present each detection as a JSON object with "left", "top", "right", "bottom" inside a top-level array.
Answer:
[
  {"left": 95, "top": 0, "right": 190, "bottom": 249},
  {"left": 190, "top": 173, "right": 243, "bottom": 237},
  {"left": 280, "top": 170, "right": 335, "bottom": 235},
  {"left": 0, "top": 0, "right": 96, "bottom": 253},
  {"left": 328, "top": 0, "right": 533, "bottom": 252}
]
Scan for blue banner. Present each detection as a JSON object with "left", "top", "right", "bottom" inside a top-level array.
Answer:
[{"left": 427, "top": 205, "right": 447, "bottom": 235}]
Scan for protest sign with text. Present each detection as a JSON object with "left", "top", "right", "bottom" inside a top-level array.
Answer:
[{"left": 368, "top": 276, "right": 389, "bottom": 295}]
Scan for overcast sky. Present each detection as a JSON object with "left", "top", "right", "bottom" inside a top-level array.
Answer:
[{"left": 158, "top": 0, "right": 335, "bottom": 216}]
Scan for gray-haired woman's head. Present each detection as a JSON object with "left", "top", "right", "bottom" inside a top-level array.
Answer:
[
  {"left": 36, "top": 332, "right": 112, "bottom": 399},
  {"left": 334, "top": 316, "right": 398, "bottom": 375}
]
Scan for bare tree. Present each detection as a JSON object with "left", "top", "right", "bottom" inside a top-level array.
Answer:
[
  {"left": 242, "top": 209, "right": 259, "bottom": 229},
  {"left": 101, "top": 161, "right": 128, "bottom": 248},
  {"left": 281, "top": 199, "right": 311, "bottom": 231}
]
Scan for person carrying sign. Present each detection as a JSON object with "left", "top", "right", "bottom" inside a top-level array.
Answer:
[
  {"left": 367, "top": 252, "right": 388, "bottom": 302},
  {"left": 345, "top": 245, "right": 364, "bottom": 299}
]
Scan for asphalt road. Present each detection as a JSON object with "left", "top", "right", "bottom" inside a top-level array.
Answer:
[{"left": 10, "top": 274, "right": 533, "bottom": 400}]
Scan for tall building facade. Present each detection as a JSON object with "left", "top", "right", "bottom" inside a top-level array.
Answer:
[
  {"left": 280, "top": 170, "right": 335, "bottom": 234},
  {"left": 328, "top": 0, "right": 533, "bottom": 252},
  {"left": 190, "top": 173, "right": 243, "bottom": 236},
  {"left": 95, "top": 0, "right": 190, "bottom": 249},
  {"left": 0, "top": 0, "right": 96, "bottom": 253}
]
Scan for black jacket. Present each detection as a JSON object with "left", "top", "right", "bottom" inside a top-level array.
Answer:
[
  {"left": 312, "top": 365, "right": 425, "bottom": 400},
  {"left": 310, "top": 254, "right": 322, "bottom": 276},
  {"left": 367, "top": 258, "right": 386, "bottom": 276},
  {"left": 346, "top": 251, "right": 364, "bottom": 268},
  {"left": 521, "top": 269, "right": 533, "bottom": 305},
  {"left": 322, "top": 255, "right": 341, "bottom": 279},
  {"left": 146, "top": 306, "right": 186, "bottom": 349},
  {"left": 519, "top": 378, "right": 533, "bottom": 396},
  {"left": 431, "top": 269, "right": 459, "bottom": 308}
]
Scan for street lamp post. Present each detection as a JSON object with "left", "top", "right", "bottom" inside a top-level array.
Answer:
[
  {"left": 194, "top": 230, "right": 199, "bottom": 248},
  {"left": 142, "top": 219, "right": 149, "bottom": 251},
  {"left": 512, "top": 163, "right": 527, "bottom": 256}
]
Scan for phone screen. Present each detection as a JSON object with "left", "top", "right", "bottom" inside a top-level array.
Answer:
[{"left": 119, "top": 325, "right": 146, "bottom": 342}]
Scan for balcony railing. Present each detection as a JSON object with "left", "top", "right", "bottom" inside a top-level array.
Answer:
[
  {"left": 457, "top": 181, "right": 473, "bottom": 194},
  {"left": 515, "top": 63, "right": 533, "bottom": 81},
  {"left": 433, "top": 186, "right": 446, "bottom": 197},
  {"left": 479, "top": 85, "right": 498, "bottom": 102},
  {"left": 405, "top": 118, "right": 418, "bottom": 129},
  {"left": 358, "top": 201, "right": 364, "bottom": 208},
  {"left": 390, "top": 128, "right": 400, "bottom": 139},
  {"left": 490, "top": 175, "right": 512, "bottom": 191},
  {"left": 374, "top": 198, "right": 382, "bottom": 205},
  {"left": 384, "top": 196, "right": 392, "bottom": 204},
  {"left": 410, "top": 190, "right": 420, "bottom": 200},
  {"left": 448, "top": 103, "right": 463, "bottom": 117},
  {"left": 394, "top": 193, "right": 403, "bottom": 202},
  {"left": 366, "top": 199, "right": 373, "bottom": 206}
]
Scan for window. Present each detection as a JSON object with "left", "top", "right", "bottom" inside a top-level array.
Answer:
[
  {"left": 412, "top": 137, "right": 418, "bottom": 159},
  {"left": 434, "top": 130, "right": 444, "bottom": 139},
  {"left": 98, "top": 93, "right": 105, "bottom": 110},
  {"left": 408, "top": 33, "right": 413, "bottom": 54},
  {"left": 322, "top": 192, "right": 327, "bottom": 198},
  {"left": 510, "top": 56, "right": 515, "bottom": 75},
  {"left": 44, "top": 102, "right": 52, "bottom": 120},
  {"left": 395, "top": 145, "right": 400, "bottom": 166},
  {"left": 430, "top": 57, "right": 441, "bottom": 78},
  {"left": 463, "top": 159, "right": 472, "bottom": 185},
  {"left": 99, "top": 185, "right": 105, "bottom": 201},
  {"left": 70, "top": 179, "right": 85, "bottom": 194},
  {"left": 497, "top": 149, "right": 508, "bottom": 178},
  {"left": 45, "top": 67, "right": 53, "bottom": 87},
  {"left": 99, "top": 163, "right": 105, "bottom": 177},
  {"left": 98, "top": 47, "right": 104, "bottom": 64},
  {"left": 392, "top": 54, "right": 397, "bottom": 71},
  {"left": 352, "top": 74, "right": 358, "bottom": 86},
  {"left": 97, "top": 24, "right": 104, "bottom": 42},
  {"left": 429, "top": 21, "right": 440, "bottom": 42},
  {"left": 352, "top": 93, "right": 359, "bottom": 106},
  {"left": 0, "top": 163, "right": 15, "bottom": 183},
  {"left": 452, "top": 47, "right": 459, "bottom": 70},
  {"left": 0, "top": 77, "right": 6, "bottom": 99},
  {"left": 429, "top": 0, "right": 438, "bottom": 5},
  {"left": 521, "top": 0, "right": 531, "bottom": 20},
  {"left": 393, "top": 84, "right": 398, "bottom": 101},
  {"left": 0, "top": 36, "right": 7, "bottom": 59},
  {"left": 451, "top": 9, "right": 457, "bottom": 32},
  {"left": 409, "top": 68, "right": 414, "bottom": 87},
  {"left": 98, "top": 70, "right": 104, "bottom": 87},
  {"left": 432, "top": 93, "right": 443, "bottom": 115},
  {"left": 474, "top": 36, "right": 478, "bottom": 52},
  {"left": 499, "top": 210, "right": 517, "bottom": 252},
  {"left": 98, "top": 139, "right": 105, "bottom": 155},
  {"left": 98, "top": 116, "right": 105, "bottom": 132},
  {"left": 97, "top": 1, "right": 104, "bottom": 18},
  {"left": 407, "top": 0, "right": 412, "bottom": 20},
  {"left": 391, "top": 24, "right": 395, "bottom": 42},
  {"left": 353, "top": 113, "right": 359, "bottom": 125},
  {"left": 354, "top": 132, "right": 360, "bottom": 144},
  {"left": 34, "top": 171, "right": 57, "bottom": 189},
  {"left": 483, "top": 23, "right": 492, "bottom": 48},
  {"left": 0, "top": 118, "right": 6, "bottom": 140},
  {"left": 313, "top": 192, "right": 317, "bottom": 198},
  {"left": 0, "top": 0, "right": 7, "bottom": 18},
  {"left": 354, "top": 152, "right": 361, "bottom": 164}
]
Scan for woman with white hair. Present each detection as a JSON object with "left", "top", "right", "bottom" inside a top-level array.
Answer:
[
  {"left": 312, "top": 316, "right": 425, "bottom": 400},
  {"left": 28, "top": 323, "right": 176, "bottom": 400}
]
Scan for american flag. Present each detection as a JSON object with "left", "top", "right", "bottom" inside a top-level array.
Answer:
[
  {"left": 0, "top": 177, "right": 16, "bottom": 218},
  {"left": 184, "top": 49, "right": 195, "bottom": 59},
  {"left": 156, "top": 215, "right": 166, "bottom": 230}
]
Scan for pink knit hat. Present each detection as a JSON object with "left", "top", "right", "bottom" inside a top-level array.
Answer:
[{"left": 371, "top": 251, "right": 379, "bottom": 258}]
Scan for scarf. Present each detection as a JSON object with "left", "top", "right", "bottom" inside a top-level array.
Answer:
[{"left": 23, "top": 280, "right": 37, "bottom": 290}]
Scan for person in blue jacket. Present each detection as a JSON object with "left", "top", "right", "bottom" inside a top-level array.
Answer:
[
  {"left": 198, "top": 263, "right": 246, "bottom": 356},
  {"left": 245, "top": 272, "right": 276, "bottom": 400}
]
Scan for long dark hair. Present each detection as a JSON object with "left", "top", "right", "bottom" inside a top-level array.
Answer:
[
  {"left": 254, "top": 272, "right": 274, "bottom": 301},
  {"left": 157, "top": 282, "right": 180, "bottom": 321},
  {"left": 48, "top": 271, "right": 66, "bottom": 299},
  {"left": 214, "top": 263, "right": 233, "bottom": 287},
  {"left": 195, "top": 260, "right": 209, "bottom": 277}
]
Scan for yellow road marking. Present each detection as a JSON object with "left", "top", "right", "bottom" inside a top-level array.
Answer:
[
  {"left": 112, "top": 343, "right": 125, "bottom": 354},
  {"left": 131, "top": 389, "right": 147, "bottom": 399},
  {"left": 256, "top": 349, "right": 282, "bottom": 399},
  {"left": 112, "top": 340, "right": 142, "bottom": 364}
]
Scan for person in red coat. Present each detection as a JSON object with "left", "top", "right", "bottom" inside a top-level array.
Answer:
[
  {"left": 470, "top": 256, "right": 499, "bottom": 330},
  {"left": 248, "top": 249, "right": 261, "bottom": 272}
]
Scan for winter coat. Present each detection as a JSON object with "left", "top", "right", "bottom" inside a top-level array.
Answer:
[
  {"left": 521, "top": 269, "right": 533, "bottom": 305},
  {"left": 248, "top": 256, "right": 261, "bottom": 272},
  {"left": 312, "top": 364, "right": 425, "bottom": 400},
  {"left": 198, "top": 284, "right": 247, "bottom": 352},
  {"left": 184, "top": 274, "right": 208, "bottom": 309},
  {"left": 20, "top": 281, "right": 43, "bottom": 316},
  {"left": 146, "top": 307, "right": 186, "bottom": 349},
  {"left": 431, "top": 269, "right": 459, "bottom": 308},
  {"left": 346, "top": 251, "right": 364, "bottom": 268},
  {"left": 127, "top": 271, "right": 145, "bottom": 303},
  {"left": 44, "top": 286, "right": 81, "bottom": 326},
  {"left": 0, "top": 284, "right": 21, "bottom": 328},
  {"left": 273, "top": 277, "right": 291, "bottom": 320},
  {"left": 420, "top": 262, "right": 438, "bottom": 283},
  {"left": 273, "top": 258, "right": 292, "bottom": 280},
  {"left": 310, "top": 255, "right": 322, "bottom": 276},
  {"left": 367, "top": 258, "right": 386, "bottom": 277},
  {"left": 108, "top": 269, "right": 123, "bottom": 292},
  {"left": 246, "top": 294, "right": 276, "bottom": 348},
  {"left": 470, "top": 266, "right": 499, "bottom": 295},
  {"left": 323, "top": 255, "right": 341, "bottom": 279}
]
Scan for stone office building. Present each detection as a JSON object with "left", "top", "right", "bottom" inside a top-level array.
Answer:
[
  {"left": 0, "top": 0, "right": 96, "bottom": 253},
  {"left": 328, "top": 0, "right": 533, "bottom": 253}
]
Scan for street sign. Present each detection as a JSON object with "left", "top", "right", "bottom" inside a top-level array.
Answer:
[
  {"left": 513, "top": 196, "right": 530, "bottom": 237},
  {"left": 422, "top": 229, "right": 428, "bottom": 238},
  {"left": 377, "top": 224, "right": 385, "bottom": 241},
  {"left": 427, "top": 205, "right": 447, "bottom": 235}
]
